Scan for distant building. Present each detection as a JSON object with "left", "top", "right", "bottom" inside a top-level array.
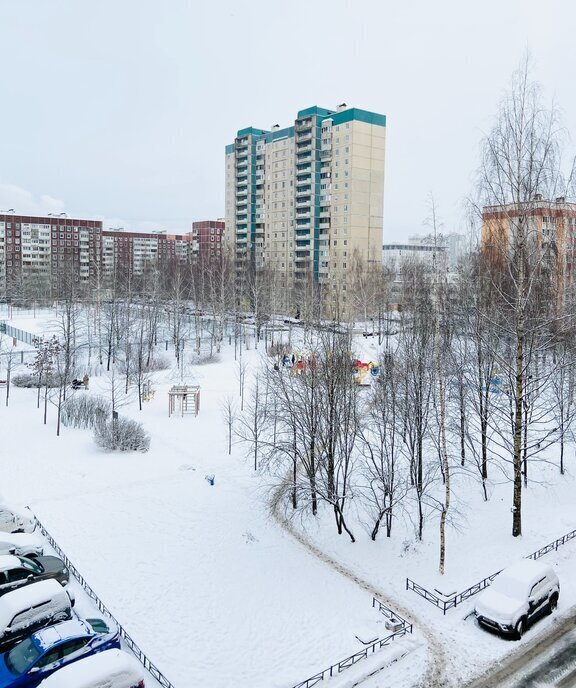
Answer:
[
  {"left": 482, "top": 195, "right": 576, "bottom": 298},
  {"left": 382, "top": 242, "right": 447, "bottom": 274},
  {"left": 100, "top": 229, "right": 192, "bottom": 282},
  {"left": 190, "top": 220, "right": 225, "bottom": 262},
  {"left": 0, "top": 213, "right": 227, "bottom": 298},
  {"left": 225, "top": 103, "right": 386, "bottom": 309},
  {"left": 408, "top": 232, "right": 467, "bottom": 271},
  {"left": 0, "top": 213, "right": 102, "bottom": 296}
]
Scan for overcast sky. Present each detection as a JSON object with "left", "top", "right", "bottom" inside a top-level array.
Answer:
[{"left": 0, "top": 0, "right": 574, "bottom": 240}]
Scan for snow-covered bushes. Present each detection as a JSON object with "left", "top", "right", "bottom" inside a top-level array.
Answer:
[
  {"left": 12, "top": 373, "right": 61, "bottom": 388},
  {"left": 94, "top": 417, "right": 150, "bottom": 452},
  {"left": 61, "top": 395, "right": 110, "bottom": 429},
  {"left": 190, "top": 351, "right": 220, "bottom": 365},
  {"left": 143, "top": 355, "right": 170, "bottom": 372}
]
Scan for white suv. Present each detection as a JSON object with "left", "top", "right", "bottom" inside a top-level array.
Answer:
[{"left": 474, "top": 559, "right": 559, "bottom": 639}]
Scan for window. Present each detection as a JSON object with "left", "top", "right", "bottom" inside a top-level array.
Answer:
[
  {"left": 37, "top": 648, "right": 62, "bottom": 668},
  {"left": 7, "top": 568, "right": 29, "bottom": 583},
  {"left": 61, "top": 638, "right": 89, "bottom": 657}
]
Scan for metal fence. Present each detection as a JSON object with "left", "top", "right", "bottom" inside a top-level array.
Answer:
[
  {"left": 291, "top": 598, "right": 413, "bottom": 688},
  {"left": 406, "top": 526, "right": 576, "bottom": 614},
  {"left": 34, "top": 517, "right": 176, "bottom": 688},
  {"left": 0, "top": 322, "right": 35, "bottom": 345}
]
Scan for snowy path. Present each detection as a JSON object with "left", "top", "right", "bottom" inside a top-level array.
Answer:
[{"left": 270, "top": 483, "right": 445, "bottom": 688}]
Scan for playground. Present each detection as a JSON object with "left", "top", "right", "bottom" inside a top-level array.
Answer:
[{"left": 0, "top": 318, "right": 415, "bottom": 688}]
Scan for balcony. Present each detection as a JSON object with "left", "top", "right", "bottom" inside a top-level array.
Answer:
[
  {"left": 320, "top": 150, "right": 332, "bottom": 160},
  {"left": 296, "top": 153, "right": 312, "bottom": 163},
  {"left": 296, "top": 186, "right": 312, "bottom": 195},
  {"left": 297, "top": 131, "right": 313, "bottom": 143},
  {"left": 295, "top": 120, "right": 313, "bottom": 132},
  {"left": 296, "top": 200, "right": 311, "bottom": 210}
]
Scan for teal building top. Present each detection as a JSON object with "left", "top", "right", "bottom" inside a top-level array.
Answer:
[{"left": 226, "top": 106, "right": 386, "bottom": 153}]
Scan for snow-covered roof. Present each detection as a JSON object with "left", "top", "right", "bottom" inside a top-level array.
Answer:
[
  {"left": 0, "top": 502, "right": 32, "bottom": 518},
  {"left": 38, "top": 648, "right": 144, "bottom": 687},
  {"left": 0, "top": 579, "right": 68, "bottom": 628},
  {"left": 497, "top": 559, "right": 555, "bottom": 587},
  {"left": 32, "top": 618, "right": 90, "bottom": 649},
  {"left": 0, "top": 554, "right": 22, "bottom": 571},
  {"left": 0, "top": 533, "right": 42, "bottom": 547}
]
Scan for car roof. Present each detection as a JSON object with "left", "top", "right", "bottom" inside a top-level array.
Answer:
[
  {"left": 38, "top": 649, "right": 143, "bottom": 687},
  {"left": 0, "top": 504, "right": 31, "bottom": 517},
  {"left": 0, "top": 554, "right": 22, "bottom": 571},
  {"left": 0, "top": 580, "right": 66, "bottom": 625},
  {"left": 32, "top": 618, "right": 91, "bottom": 650},
  {"left": 0, "top": 533, "right": 40, "bottom": 545},
  {"left": 498, "top": 559, "right": 555, "bottom": 586}
]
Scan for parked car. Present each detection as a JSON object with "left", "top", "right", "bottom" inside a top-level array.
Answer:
[
  {"left": 0, "top": 536, "right": 43, "bottom": 560},
  {"left": 0, "top": 508, "right": 35, "bottom": 536},
  {"left": 38, "top": 648, "right": 144, "bottom": 688},
  {"left": 0, "top": 556, "right": 69, "bottom": 598},
  {"left": 474, "top": 559, "right": 560, "bottom": 639},
  {"left": 0, "top": 580, "right": 75, "bottom": 653},
  {"left": 0, "top": 616, "right": 120, "bottom": 687}
]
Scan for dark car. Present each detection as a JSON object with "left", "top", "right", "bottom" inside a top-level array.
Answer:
[
  {"left": 0, "top": 617, "right": 120, "bottom": 687},
  {"left": 0, "top": 556, "right": 69, "bottom": 597}
]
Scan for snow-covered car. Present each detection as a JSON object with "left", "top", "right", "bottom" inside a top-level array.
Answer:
[
  {"left": 0, "top": 535, "right": 43, "bottom": 560},
  {"left": 0, "top": 507, "right": 35, "bottom": 536},
  {"left": 474, "top": 559, "right": 559, "bottom": 639},
  {"left": 0, "top": 579, "right": 75, "bottom": 653},
  {"left": 0, "top": 555, "right": 69, "bottom": 598},
  {"left": 38, "top": 648, "right": 144, "bottom": 688},
  {"left": 0, "top": 616, "right": 120, "bottom": 687}
]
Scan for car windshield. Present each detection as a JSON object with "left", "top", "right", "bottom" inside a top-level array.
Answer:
[
  {"left": 5, "top": 637, "right": 42, "bottom": 674},
  {"left": 18, "top": 557, "right": 42, "bottom": 574},
  {"left": 491, "top": 573, "right": 529, "bottom": 600}
]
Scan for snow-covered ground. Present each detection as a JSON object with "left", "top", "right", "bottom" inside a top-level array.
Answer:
[{"left": 1, "top": 308, "right": 575, "bottom": 688}]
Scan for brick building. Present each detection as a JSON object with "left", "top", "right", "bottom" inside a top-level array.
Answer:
[
  {"left": 0, "top": 214, "right": 225, "bottom": 297},
  {"left": 190, "top": 220, "right": 225, "bottom": 262}
]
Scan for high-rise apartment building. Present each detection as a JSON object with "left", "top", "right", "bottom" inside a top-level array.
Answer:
[{"left": 225, "top": 104, "right": 386, "bottom": 304}]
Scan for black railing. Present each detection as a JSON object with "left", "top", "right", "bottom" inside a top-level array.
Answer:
[
  {"left": 407, "top": 527, "right": 576, "bottom": 614},
  {"left": 291, "top": 598, "right": 413, "bottom": 688},
  {"left": 34, "top": 517, "right": 176, "bottom": 688}
]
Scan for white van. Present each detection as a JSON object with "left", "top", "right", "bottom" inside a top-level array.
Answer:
[
  {"left": 0, "top": 578, "right": 74, "bottom": 650},
  {"left": 39, "top": 648, "right": 145, "bottom": 687},
  {"left": 0, "top": 504, "right": 36, "bottom": 534}
]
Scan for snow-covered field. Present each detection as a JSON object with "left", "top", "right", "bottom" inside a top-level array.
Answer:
[{"left": 1, "top": 307, "right": 575, "bottom": 688}]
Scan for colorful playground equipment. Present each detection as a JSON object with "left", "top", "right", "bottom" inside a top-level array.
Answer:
[{"left": 353, "top": 359, "right": 380, "bottom": 385}]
